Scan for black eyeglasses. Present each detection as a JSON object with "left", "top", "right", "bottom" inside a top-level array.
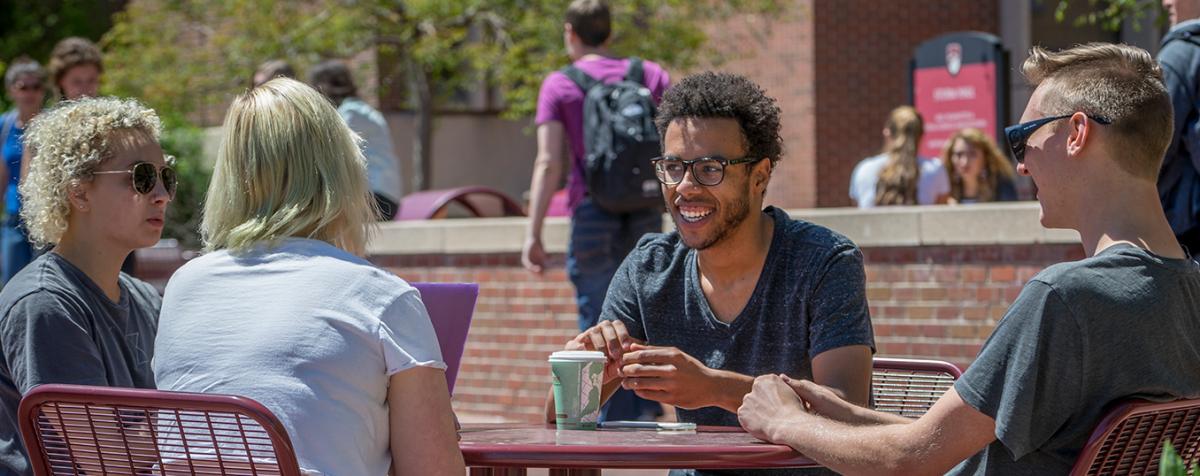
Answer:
[
  {"left": 651, "top": 156, "right": 763, "bottom": 186},
  {"left": 93, "top": 160, "right": 178, "bottom": 198},
  {"left": 1004, "top": 113, "right": 1112, "bottom": 163}
]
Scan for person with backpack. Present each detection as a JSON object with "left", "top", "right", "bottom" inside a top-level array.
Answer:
[
  {"left": 1158, "top": 0, "right": 1200, "bottom": 254},
  {"left": 522, "top": 0, "right": 670, "bottom": 421},
  {"left": 545, "top": 74, "right": 875, "bottom": 476}
]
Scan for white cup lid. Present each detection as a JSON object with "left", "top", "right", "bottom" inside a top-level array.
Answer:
[{"left": 549, "top": 350, "right": 606, "bottom": 362}]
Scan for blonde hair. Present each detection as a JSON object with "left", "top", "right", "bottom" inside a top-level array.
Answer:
[
  {"left": 1022, "top": 43, "right": 1172, "bottom": 180},
  {"left": 19, "top": 96, "right": 162, "bottom": 247},
  {"left": 202, "top": 77, "right": 375, "bottom": 255},
  {"left": 875, "top": 106, "right": 924, "bottom": 206},
  {"left": 941, "top": 128, "right": 1016, "bottom": 203}
]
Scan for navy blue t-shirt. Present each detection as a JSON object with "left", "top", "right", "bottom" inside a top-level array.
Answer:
[{"left": 601, "top": 206, "right": 875, "bottom": 427}]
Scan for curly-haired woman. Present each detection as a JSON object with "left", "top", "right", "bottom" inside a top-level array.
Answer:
[{"left": 0, "top": 96, "right": 171, "bottom": 475}]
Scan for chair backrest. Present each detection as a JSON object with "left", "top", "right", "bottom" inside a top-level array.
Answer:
[
  {"left": 411, "top": 282, "right": 479, "bottom": 395},
  {"left": 1070, "top": 398, "right": 1200, "bottom": 476},
  {"left": 18, "top": 383, "right": 303, "bottom": 476},
  {"left": 871, "top": 357, "right": 963, "bottom": 418}
]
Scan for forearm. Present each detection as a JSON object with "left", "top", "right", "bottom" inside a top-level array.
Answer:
[
  {"left": 706, "top": 369, "right": 755, "bottom": 413},
  {"left": 769, "top": 414, "right": 927, "bottom": 476},
  {"left": 526, "top": 153, "right": 563, "bottom": 241}
]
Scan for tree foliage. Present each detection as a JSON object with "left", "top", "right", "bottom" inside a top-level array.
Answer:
[
  {"left": 101, "top": 0, "right": 785, "bottom": 190},
  {"left": 1052, "top": 0, "right": 1164, "bottom": 32}
]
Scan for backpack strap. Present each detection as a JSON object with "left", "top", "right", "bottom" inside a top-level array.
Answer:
[
  {"left": 561, "top": 65, "right": 601, "bottom": 94},
  {"left": 0, "top": 110, "right": 16, "bottom": 151},
  {"left": 1163, "top": 24, "right": 1200, "bottom": 49},
  {"left": 624, "top": 57, "right": 645, "bottom": 86}
]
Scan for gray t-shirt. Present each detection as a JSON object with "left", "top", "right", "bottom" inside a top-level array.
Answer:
[
  {"left": 0, "top": 252, "right": 161, "bottom": 476},
  {"left": 602, "top": 206, "right": 874, "bottom": 476},
  {"left": 951, "top": 244, "right": 1200, "bottom": 475}
]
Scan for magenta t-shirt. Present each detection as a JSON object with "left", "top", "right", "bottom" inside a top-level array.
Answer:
[{"left": 535, "top": 57, "right": 670, "bottom": 210}]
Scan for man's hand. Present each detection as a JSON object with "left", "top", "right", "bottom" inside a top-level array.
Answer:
[
  {"left": 566, "top": 320, "right": 642, "bottom": 383},
  {"left": 522, "top": 237, "right": 548, "bottom": 274},
  {"left": 780, "top": 375, "right": 860, "bottom": 422},
  {"left": 738, "top": 374, "right": 809, "bottom": 443},
  {"left": 619, "top": 344, "right": 721, "bottom": 410}
]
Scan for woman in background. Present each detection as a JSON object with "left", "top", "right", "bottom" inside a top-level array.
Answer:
[
  {"left": 849, "top": 106, "right": 950, "bottom": 208},
  {"left": 941, "top": 128, "right": 1018, "bottom": 204},
  {"left": 309, "top": 60, "right": 404, "bottom": 220},
  {"left": 47, "top": 37, "right": 102, "bottom": 101},
  {"left": 0, "top": 60, "right": 46, "bottom": 284},
  {"left": 154, "top": 78, "right": 463, "bottom": 476}
]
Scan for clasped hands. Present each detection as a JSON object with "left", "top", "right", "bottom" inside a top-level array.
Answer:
[{"left": 566, "top": 320, "right": 715, "bottom": 410}]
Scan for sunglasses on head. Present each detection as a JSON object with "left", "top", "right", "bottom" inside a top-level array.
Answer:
[
  {"left": 1003, "top": 113, "right": 1112, "bottom": 163},
  {"left": 92, "top": 160, "right": 178, "bottom": 198}
]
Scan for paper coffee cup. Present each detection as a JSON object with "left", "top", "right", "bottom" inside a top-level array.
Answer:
[{"left": 549, "top": 350, "right": 606, "bottom": 430}]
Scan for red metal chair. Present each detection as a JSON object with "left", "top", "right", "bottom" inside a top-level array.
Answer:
[
  {"left": 871, "top": 357, "right": 963, "bottom": 418},
  {"left": 396, "top": 186, "right": 525, "bottom": 221},
  {"left": 1069, "top": 398, "right": 1200, "bottom": 476},
  {"left": 18, "top": 383, "right": 303, "bottom": 476}
]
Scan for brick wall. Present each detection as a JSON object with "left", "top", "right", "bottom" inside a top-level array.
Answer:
[
  {"left": 695, "top": 1, "right": 998, "bottom": 210},
  {"left": 369, "top": 241, "right": 1083, "bottom": 423},
  {"left": 810, "top": 0, "right": 997, "bottom": 207}
]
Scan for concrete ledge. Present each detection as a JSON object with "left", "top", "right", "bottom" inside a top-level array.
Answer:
[{"left": 367, "top": 202, "right": 1080, "bottom": 256}]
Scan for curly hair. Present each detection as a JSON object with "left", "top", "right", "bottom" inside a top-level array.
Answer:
[
  {"left": 48, "top": 37, "right": 103, "bottom": 96},
  {"left": 19, "top": 97, "right": 161, "bottom": 247},
  {"left": 654, "top": 71, "right": 783, "bottom": 165}
]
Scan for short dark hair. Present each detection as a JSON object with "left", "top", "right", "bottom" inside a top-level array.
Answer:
[
  {"left": 654, "top": 72, "right": 784, "bottom": 165},
  {"left": 307, "top": 60, "right": 357, "bottom": 105},
  {"left": 565, "top": 0, "right": 612, "bottom": 47}
]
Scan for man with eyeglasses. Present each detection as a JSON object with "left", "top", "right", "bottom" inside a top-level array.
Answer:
[
  {"left": 739, "top": 43, "right": 1200, "bottom": 476},
  {"left": 546, "top": 72, "right": 875, "bottom": 476}
]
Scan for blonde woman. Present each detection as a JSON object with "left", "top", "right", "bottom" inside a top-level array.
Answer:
[
  {"left": 0, "top": 97, "right": 170, "bottom": 474},
  {"left": 153, "top": 78, "right": 464, "bottom": 476},
  {"left": 849, "top": 106, "right": 950, "bottom": 208},
  {"left": 941, "top": 128, "right": 1018, "bottom": 204}
]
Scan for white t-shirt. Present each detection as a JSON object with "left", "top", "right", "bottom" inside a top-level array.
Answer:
[
  {"left": 154, "top": 238, "right": 445, "bottom": 476},
  {"left": 848, "top": 154, "right": 951, "bottom": 209}
]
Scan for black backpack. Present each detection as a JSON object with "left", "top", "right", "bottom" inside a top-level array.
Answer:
[{"left": 562, "top": 58, "right": 663, "bottom": 214}]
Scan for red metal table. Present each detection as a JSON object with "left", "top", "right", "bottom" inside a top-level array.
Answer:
[{"left": 459, "top": 424, "right": 819, "bottom": 475}]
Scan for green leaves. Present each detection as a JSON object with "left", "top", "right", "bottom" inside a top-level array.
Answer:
[{"left": 1160, "top": 440, "right": 1199, "bottom": 476}]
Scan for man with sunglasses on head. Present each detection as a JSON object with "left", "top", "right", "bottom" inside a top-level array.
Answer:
[
  {"left": 547, "top": 72, "right": 874, "bottom": 475},
  {"left": 739, "top": 43, "right": 1200, "bottom": 476}
]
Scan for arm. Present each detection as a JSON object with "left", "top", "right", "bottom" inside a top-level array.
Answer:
[
  {"left": 522, "top": 121, "right": 566, "bottom": 274},
  {"left": 810, "top": 344, "right": 872, "bottom": 407},
  {"left": 20, "top": 146, "right": 31, "bottom": 182},
  {"left": 620, "top": 343, "right": 753, "bottom": 412},
  {"left": 387, "top": 367, "right": 466, "bottom": 476},
  {"left": 740, "top": 376, "right": 995, "bottom": 476}
]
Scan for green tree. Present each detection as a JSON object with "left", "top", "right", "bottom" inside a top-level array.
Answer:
[
  {"left": 102, "top": 0, "right": 784, "bottom": 192},
  {"left": 1052, "top": 0, "right": 1164, "bottom": 32}
]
